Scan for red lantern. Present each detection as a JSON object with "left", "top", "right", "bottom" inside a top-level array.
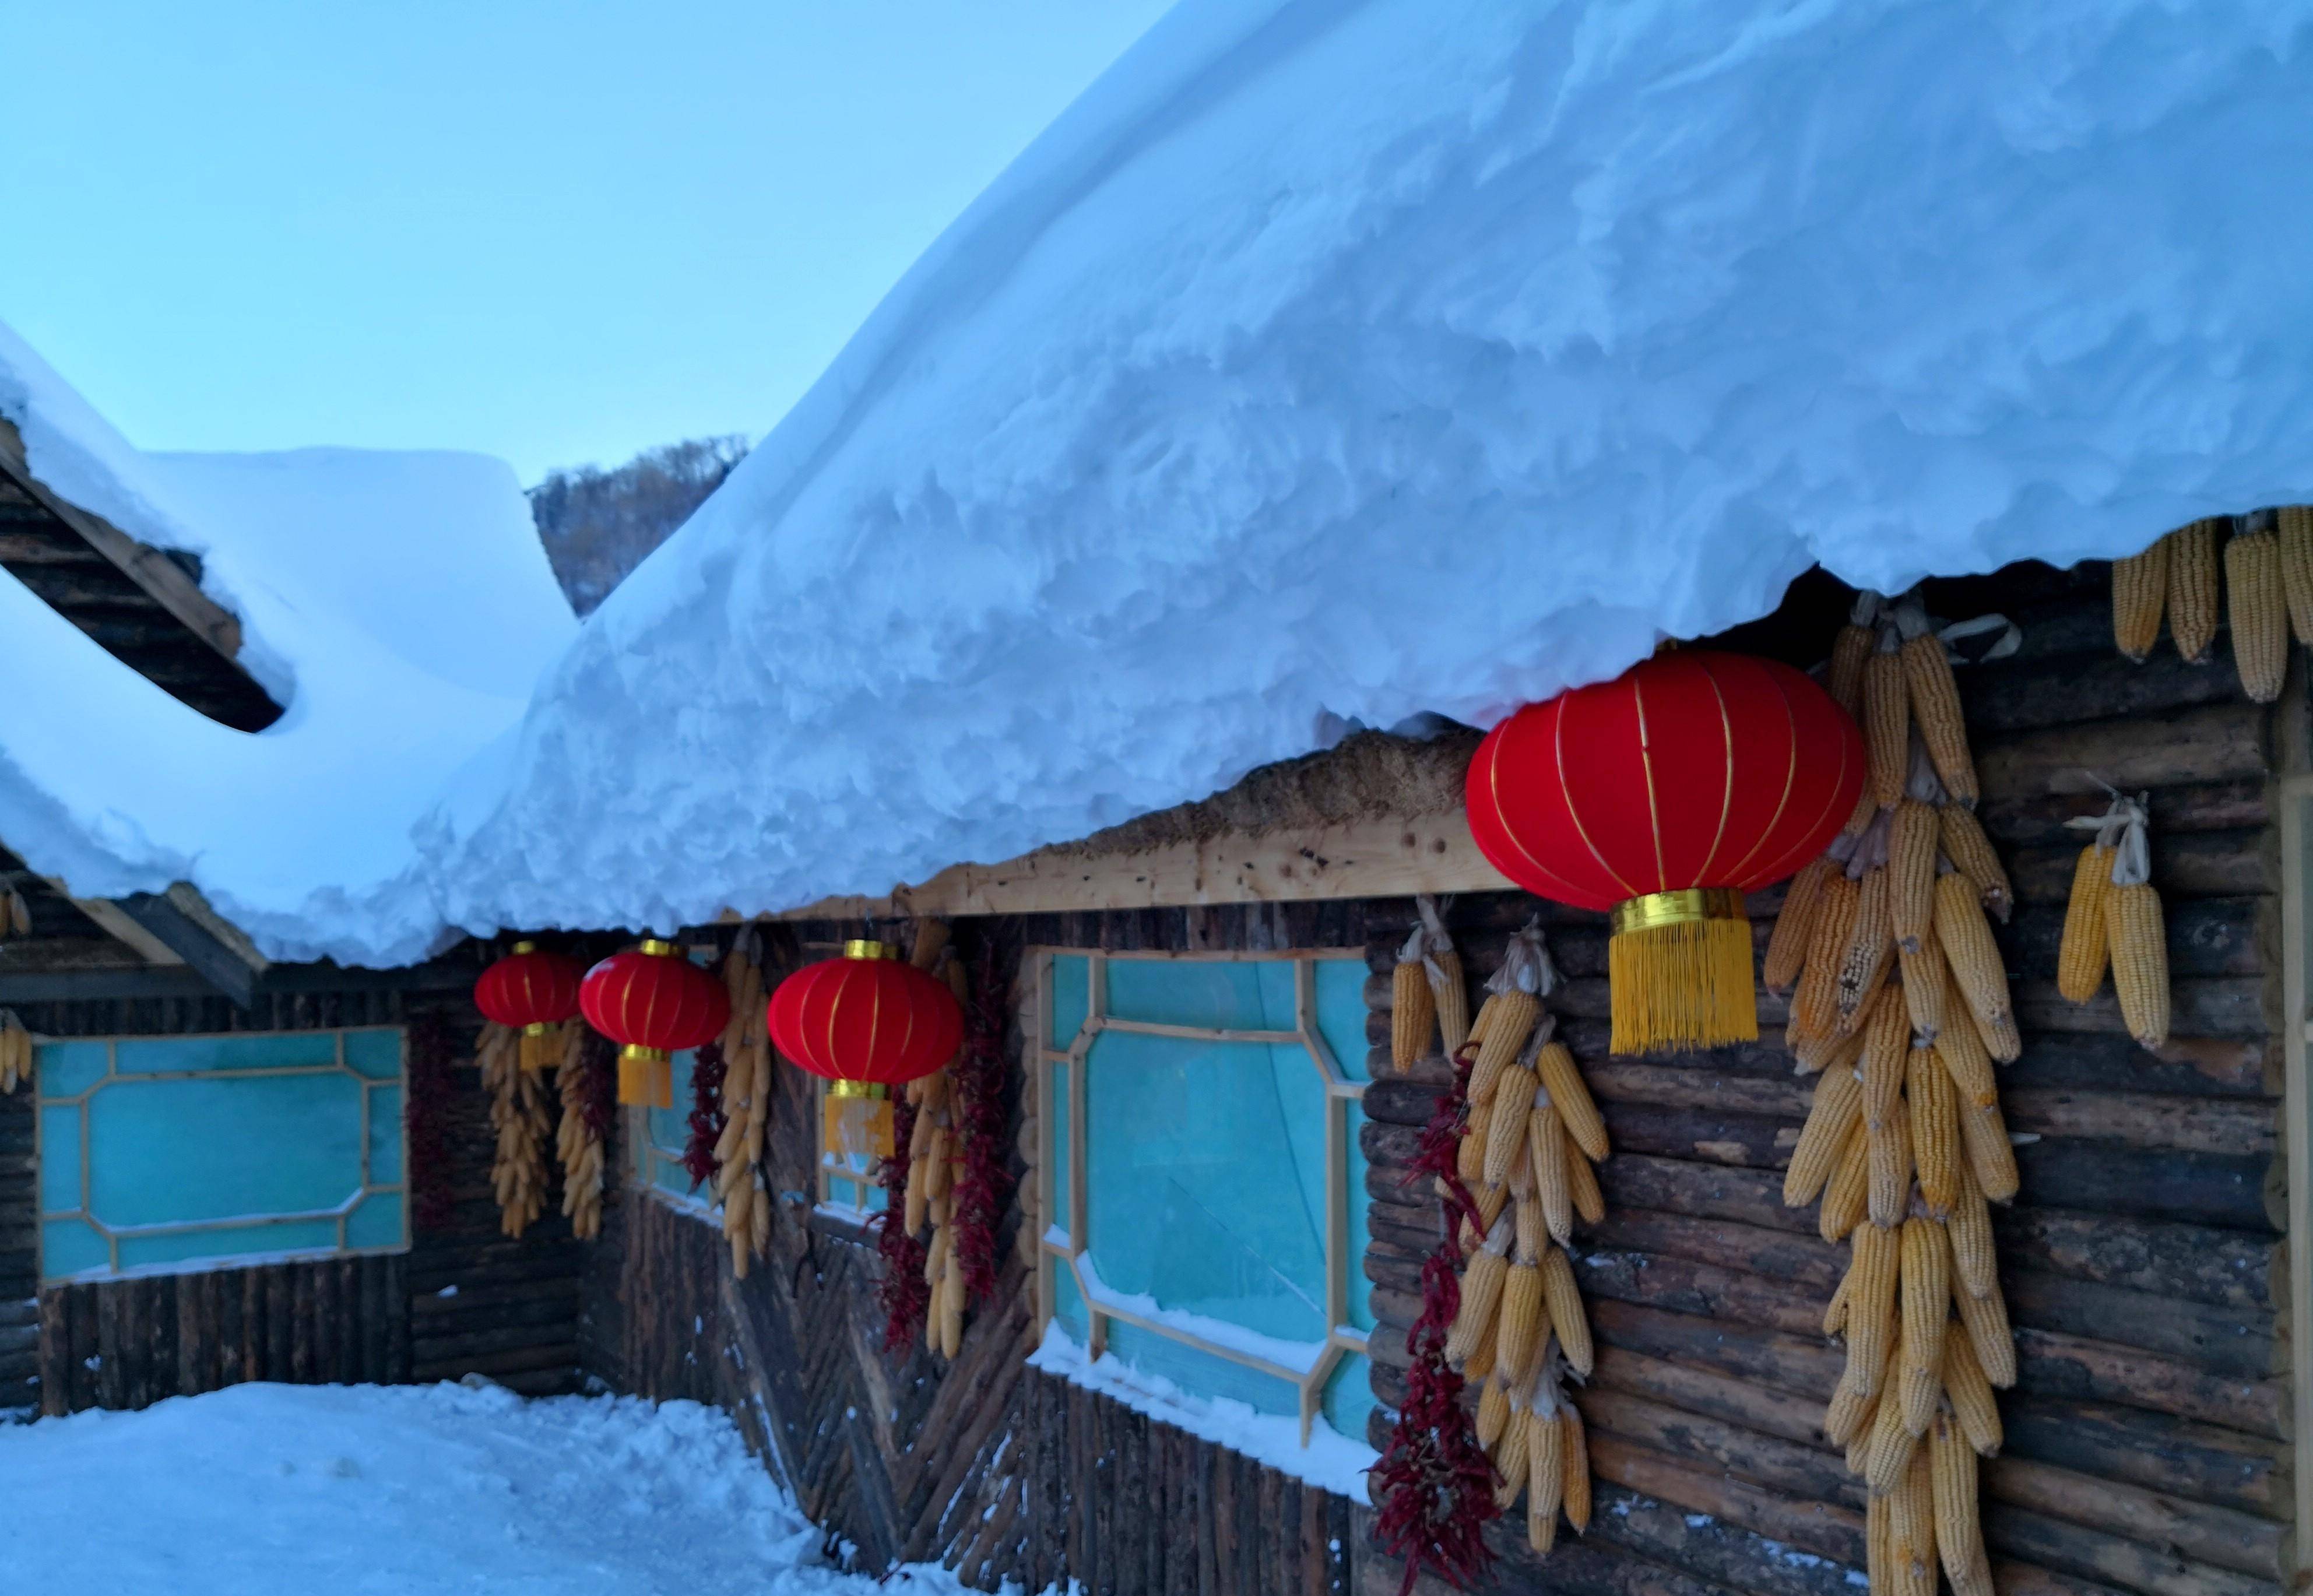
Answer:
[
  {"left": 473, "top": 941, "right": 584, "bottom": 1071},
  {"left": 578, "top": 939, "right": 730, "bottom": 1108},
  {"left": 1467, "top": 649, "right": 1864, "bottom": 1054},
  {"left": 768, "top": 938, "right": 964, "bottom": 1163}
]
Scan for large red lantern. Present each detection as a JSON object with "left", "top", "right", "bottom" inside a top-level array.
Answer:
[
  {"left": 1467, "top": 649, "right": 1864, "bottom": 1055},
  {"left": 473, "top": 941, "right": 584, "bottom": 1071},
  {"left": 579, "top": 939, "right": 730, "bottom": 1108},
  {"left": 768, "top": 938, "right": 964, "bottom": 1163}
]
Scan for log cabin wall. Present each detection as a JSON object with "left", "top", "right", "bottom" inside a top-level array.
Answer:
[
  {"left": 1359, "top": 558, "right": 2297, "bottom": 1596},
  {"left": 1, "top": 976, "right": 592, "bottom": 1416}
]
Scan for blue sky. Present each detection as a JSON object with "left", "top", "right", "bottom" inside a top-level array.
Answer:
[{"left": 0, "top": 2, "right": 1169, "bottom": 481}]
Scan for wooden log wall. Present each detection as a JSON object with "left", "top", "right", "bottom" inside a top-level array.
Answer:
[
  {"left": 581, "top": 904, "right": 1390, "bottom": 1593},
  {"left": 2, "top": 977, "right": 589, "bottom": 1415},
  {"left": 1358, "top": 560, "right": 2297, "bottom": 1596}
]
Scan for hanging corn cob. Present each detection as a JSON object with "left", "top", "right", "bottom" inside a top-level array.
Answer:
[
  {"left": 2168, "top": 518, "right": 2223, "bottom": 664},
  {"left": 2279, "top": 505, "right": 2313, "bottom": 646},
  {"left": 2113, "top": 515, "right": 2301, "bottom": 699},
  {"left": 2226, "top": 523, "right": 2289, "bottom": 702},
  {"left": 1777, "top": 583, "right": 2020, "bottom": 1595},
  {"left": 0, "top": 1010, "right": 31, "bottom": 1093},
  {"left": 2058, "top": 792, "right": 2169, "bottom": 1050},
  {"left": 0, "top": 886, "right": 29, "bottom": 940},
  {"left": 480, "top": 1022, "right": 554, "bottom": 1239},
  {"left": 1827, "top": 591, "right": 1882, "bottom": 719},
  {"left": 2111, "top": 536, "right": 2169, "bottom": 662},
  {"left": 552, "top": 1021, "right": 606, "bottom": 1240},
  {"left": 1414, "top": 895, "right": 1470, "bottom": 1057},
  {"left": 707, "top": 929, "right": 774, "bottom": 1275},
  {"left": 1391, "top": 920, "right": 1437, "bottom": 1072}
]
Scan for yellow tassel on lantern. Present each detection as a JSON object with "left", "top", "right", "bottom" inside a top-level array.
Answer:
[
  {"left": 518, "top": 1020, "right": 558, "bottom": 1073},
  {"left": 824, "top": 1078, "right": 895, "bottom": 1163},
  {"left": 1606, "top": 888, "right": 1756, "bottom": 1054},
  {"left": 616, "top": 1044, "right": 674, "bottom": 1109}
]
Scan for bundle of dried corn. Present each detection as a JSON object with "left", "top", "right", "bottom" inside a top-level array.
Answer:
[
  {"left": 481, "top": 1021, "right": 555, "bottom": 1239},
  {"left": 910, "top": 930, "right": 978, "bottom": 1359},
  {"left": 2111, "top": 515, "right": 2296, "bottom": 701},
  {"left": 709, "top": 930, "right": 774, "bottom": 1275},
  {"left": 550, "top": 1022, "right": 607, "bottom": 1239},
  {"left": 2057, "top": 792, "right": 2169, "bottom": 1050},
  {"left": 0, "top": 887, "right": 29, "bottom": 940},
  {"left": 1776, "top": 594, "right": 2016, "bottom": 1595},
  {"left": 1438, "top": 922, "right": 1598, "bottom": 1555},
  {"left": 1393, "top": 894, "right": 1464, "bottom": 1069},
  {"left": 0, "top": 1010, "right": 31, "bottom": 1092}
]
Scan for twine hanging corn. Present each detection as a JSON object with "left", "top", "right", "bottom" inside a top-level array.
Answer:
[
  {"left": 1931, "top": 1409, "right": 1994, "bottom": 1596},
  {"left": 1953, "top": 1272, "right": 2017, "bottom": 1388},
  {"left": 1828, "top": 590, "right": 1881, "bottom": 718},
  {"left": 1412, "top": 897, "right": 1471, "bottom": 1056},
  {"left": 2111, "top": 536, "right": 2169, "bottom": 662},
  {"left": 552, "top": 1023, "right": 605, "bottom": 1241},
  {"left": 2167, "top": 519, "right": 2222, "bottom": 663},
  {"left": 1529, "top": 1100, "right": 1573, "bottom": 1246},
  {"left": 480, "top": 1022, "right": 554, "bottom": 1240},
  {"left": 1468, "top": 919, "right": 1555, "bottom": 1103},
  {"left": 1559, "top": 1403, "right": 1591, "bottom": 1534},
  {"left": 2225, "top": 525, "right": 2288, "bottom": 701},
  {"left": 2279, "top": 505, "right": 2313, "bottom": 645},
  {"left": 1894, "top": 597, "right": 1978, "bottom": 807},
  {"left": 711, "top": 929, "right": 775, "bottom": 1275},
  {"left": 1390, "top": 924, "right": 1436, "bottom": 1073},
  {"left": 2062, "top": 792, "right": 2169, "bottom": 1049},
  {"left": 1484, "top": 1064, "right": 1539, "bottom": 1188}
]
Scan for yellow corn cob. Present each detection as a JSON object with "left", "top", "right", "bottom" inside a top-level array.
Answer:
[
  {"left": 1888, "top": 801, "right": 1938, "bottom": 953},
  {"left": 1462, "top": 1322, "right": 1498, "bottom": 1383},
  {"left": 2280, "top": 504, "right": 2313, "bottom": 645},
  {"left": 1791, "top": 871, "right": 1861, "bottom": 1042},
  {"left": 1514, "top": 1193, "right": 1544, "bottom": 1263},
  {"left": 1947, "top": 1162, "right": 1996, "bottom": 1299},
  {"left": 1865, "top": 1485, "right": 1889, "bottom": 1594},
  {"left": 1536, "top": 1041, "right": 1608, "bottom": 1162},
  {"left": 1958, "top": 1096, "right": 2019, "bottom": 1204},
  {"left": 1908, "top": 1044, "right": 1959, "bottom": 1218},
  {"left": 1490, "top": 1400, "right": 1531, "bottom": 1509},
  {"left": 1560, "top": 1407, "right": 1591, "bottom": 1533},
  {"left": 1456, "top": 1121, "right": 1488, "bottom": 1187},
  {"left": 1391, "top": 959, "right": 1435, "bottom": 1071},
  {"left": 1865, "top": 649, "right": 1909, "bottom": 809},
  {"left": 1934, "top": 1000, "right": 1998, "bottom": 1113},
  {"left": 1784, "top": 1061, "right": 1864, "bottom": 1207},
  {"left": 1840, "top": 1306, "right": 1894, "bottom": 1422},
  {"left": 1530, "top": 1102, "right": 1573, "bottom": 1246},
  {"left": 1465, "top": 992, "right": 1496, "bottom": 1053},
  {"left": 1867, "top": 1095, "right": 1914, "bottom": 1232},
  {"left": 1504, "top": 1122, "right": 1536, "bottom": 1200},
  {"left": 1467, "top": 992, "right": 1539, "bottom": 1105},
  {"left": 1898, "top": 941, "right": 1948, "bottom": 1040},
  {"left": 2057, "top": 843, "right": 2114, "bottom": 1003},
  {"left": 1846, "top": 1224, "right": 1899, "bottom": 1396},
  {"left": 1899, "top": 1219, "right": 1950, "bottom": 1434},
  {"left": 1938, "top": 804, "right": 2012, "bottom": 923},
  {"left": 1860, "top": 986, "right": 1908, "bottom": 1125},
  {"left": 2111, "top": 537, "right": 2169, "bottom": 661},
  {"left": 1820, "top": 1123, "right": 1871, "bottom": 1243},
  {"left": 1565, "top": 1126, "right": 1606, "bottom": 1225},
  {"left": 2227, "top": 527, "right": 2288, "bottom": 702},
  {"left": 1943, "top": 1330, "right": 2005, "bottom": 1455},
  {"left": 1792, "top": 1022, "right": 1865, "bottom": 1080},
  {"left": 1830, "top": 619, "right": 1873, "bottom": 718},
  {"left": 1903, "top": 634, "right": 1978, "bottom": 807},
  {"left": 1485, "top": 1067, "right": 1540, "bottom": 1187},
  {"left": 1465, "top": 1181, "right": 1511, "bottom": 1254},
  {"left": 1935, "top": 870, "right": 2015, "bottom": 1059},
  {"left": 1890, "top": 1447, "right": 1936, "bottom": 1596},
  {"left": 1525, "top": 1406, "right": 1564, "bottom": 1554},
  {"left": 1541, "top": 1246, "right": 1592, "bottom": 1376},
  {"left": 1930, "top": 1412, "right": 1985, "bottom": 1596},
  {"left": 1823, "top": 1268, "right": 1852, "bottom": 1338},
  {"left": 1833, "top": 865, "right": 1895, "bottom": 1033},
  {"left": 1864, "top": 1373, "right": 1920, "bottom": 1493},
  {"left": 1495, "top": 1258, "right": 1544, "bottom": 1380},
  {"left": 1823, "top": 1359, "right": 1874, "bottom": 1447},
  {"left": 1428, "top": 947, "right": 1471, "bottom": 1057},
  {"left": 2107, "top": 881, "right": 2170, "bottom": 1050},
  {"left": 2168, "top": 519, "right": 2221, "bottom": 663},
  {"left": 1475, "top": 1375, "right": 1510, "bottom": 1449},
  {"left": 1446, "top": 1222, "right": 1512, "bottom": 1365},
  {"left": 1954, "top": 1274, "right": 2016, "bottom": 1387},
  {"left": 1763, "top": 855, "right": 1834, "bottom": 992},
  {"left": 1850, "top": 1392, "right": 1885, "bottom": 1481}
]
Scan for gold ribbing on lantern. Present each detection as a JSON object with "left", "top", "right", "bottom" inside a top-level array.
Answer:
[
  {"left": 1605, "top": 887, "right": 1753, "bottom": 1053},
  {"left": 613, "top": 937, "right": 680, "bottom": 1108},
  {"left": 505, "top": 941, "right": 562, "bottom": 1073}
]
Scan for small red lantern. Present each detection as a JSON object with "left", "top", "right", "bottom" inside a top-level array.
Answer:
[
  {"left": 768, "top": 938, "right": 964, "bottom": 1163},
  {"left": 578, "top": 939, "right": 730, "bottom": 1108},
  {"left": 473, "top": 940, "right": 585, "bottom": 1071},
  {"left": 1467, "top": 649, "right": 1864, "bottom": 1054}
]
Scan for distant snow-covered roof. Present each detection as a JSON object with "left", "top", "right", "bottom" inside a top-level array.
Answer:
[
  {"left": 430, "top": 0, "right": 2313, "bottom": 944},
  {"left": 0, "top": 320, "right": 575, "bottom": 965}
]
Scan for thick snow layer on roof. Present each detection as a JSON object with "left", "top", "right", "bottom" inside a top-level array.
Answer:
[
  {"left": 0, "top": 321, "right": 574, "bottom": 964},
  {"left": 431, "top": 0, "right": 2313, "bottom": 940}
]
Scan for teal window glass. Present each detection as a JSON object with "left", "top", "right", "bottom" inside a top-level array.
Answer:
[
  {"left": 638, "top": 1049, "right": 700, "bottom": 1199},
  {"left": 36, "top": 1029, "right": 408, "bottom": 1283}
]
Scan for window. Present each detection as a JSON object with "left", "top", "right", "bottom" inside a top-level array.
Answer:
[
  {"left": 634, "top": 1048, "right": 703, "bottom": 1203},
  {"left": 1034, "top": 949, "right": 1375, "bottom": 1447},
  {"left": 36, "top": 1028, "right": 406, "bottom": 1283},
  {"left": 813, "top": 1077, "right": 888, "bottom": 1219}
]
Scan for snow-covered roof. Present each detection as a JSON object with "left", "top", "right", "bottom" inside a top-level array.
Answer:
[
  {"left": 0, "top": 320, "right": 575, "bottom": 966},
  {"left": 428, "top": 1, "right": 2313, "bottom": 944}
]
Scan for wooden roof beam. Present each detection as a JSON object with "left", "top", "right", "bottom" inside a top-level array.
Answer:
[{"left": 106, "top": 884, "right": 269, "bottom": 1008}]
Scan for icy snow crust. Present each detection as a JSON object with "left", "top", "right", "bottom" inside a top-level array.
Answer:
[
  {"left": 433, "top": 0, "right": 2313, "bottom": 944},
  {"left": 0, "top": 321, "right": 574, "bottom": 965},
  {"left": 0, "top": 1382, "right": 983, "bottom": 1594}
]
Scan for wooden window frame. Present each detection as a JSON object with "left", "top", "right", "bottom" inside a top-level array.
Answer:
[
  {"left": 1030, "top": 946, "right": 1372, "bottom": 1444},
  {"left": 35, "top": 1025, "right": 410, "bottom": 1282},
  {"left": 2275, "top": 772, "right": 2313, "bottom": 1536}
]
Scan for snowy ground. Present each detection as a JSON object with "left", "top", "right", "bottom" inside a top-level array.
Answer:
[{"left": 0, "top": 1382, "right": 990, "bottom": 1595}]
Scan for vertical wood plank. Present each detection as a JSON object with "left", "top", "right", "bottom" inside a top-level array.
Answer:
[
  {"left": 142, "top": 1274, "right": 176, "bottom": 1409},
  {"left": 174, "top": 1272, "right": 205, "bottom": 1397},
  {"left": 359, "top": 1254, "right": 387, "bottom": 1382},
  {"left": 385, "top": 1252, "right": 411, "bottom": 1382},
  {"left": 290, "top": 1261, "right": 317, "bottom": 1383},
  {"left": 217, "top": 1267, "right": 245, "bottom": 1388},
  {"left": 265, "top": 1265, "right": 293, "bottom": 1380},
  {"left": 241, "top": 1265, "right": 265, "bottom": 1381},
  {"left": 37, "top": 1289, "right": 70, "bottom": 1417},
  {"left": 66, "top": 1285, "right": 99, "bottom": 1413},
  {"left": 94, "top": 1284, "right": 126, "bottom": 1409}
]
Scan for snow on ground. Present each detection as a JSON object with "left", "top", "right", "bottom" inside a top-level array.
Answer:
[
  {"left": 430, "top": 0, "right": 2313, "bottom": 943},
  {"left": 0, "top": 1381, "right": 988, "bottom": 1596},
  {"left": 0, "top": 322, "right": 575, "bottom": 965}
]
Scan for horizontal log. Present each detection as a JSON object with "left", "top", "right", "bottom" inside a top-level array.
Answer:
[
  {"left": 2001, "top": 1270, "right": 2275, "bottom": 1381},
  {"left": 408, "top": 1277, "right": 581, "bottom": 1317},
  {"left": 1978, "top": 778, "right": 2267, "bottom": 849},
  {"left": 1571, "top": 1386, "right": 1861, "bottom": 1511},
  {"left": 405, "top": 1322, "right": 579, "bottom": 1362},
  {"left": 2001, "top": 1031, "right": 2270, "bottom": 1099},
  {"left": 2003, "top": 895, "right": 2267, "bottom": 981},
  {"left": 2015, "top": 1326, "right": 2284, "bottom": 1439},
  {"left": 2014, "top": 975, "right": 2268, "bottom": 1041},
  {"left": 1989, "top": 1561, "right": 2138, "bottom": 1596},
  {"left": 410, "top": 1339, "right": 579, "bottom": 1382},
  {"left": 1586, "top": 1434, "right": 1862, "bottom": 1572},
  {"left": 410, "top": 1294, "right": 579, "bottom": 1338},
  {"left": 1577, "top": 1208, "right": 1847, "bottom": 1298},
  {"left": 1959, "top": 645, "right": 2245, "bottom": 737},
  {"left": 1595, "top": 1155, "right": 1814, "bottom": 1238},
  {"left": 2010, "top": 1140, "right": 2275, "bottom": 1233},
  {"left": 1597, "top": 1102, "right": 1792, "bottom": 1170},
  {"left": 1982, "top": 1500, "right": 2280, "bottom": 1596},
  {"left": 1577, "top": 1461, "right": 1863, "bottom": 1596},
  {"left": 2010, "top": 829, "right": 2272, "bottom": 905},
  {"left": 2002, "top": 1396, "right": 2289, "bottom": 1520},
  {"left": 1359, "top": 1076, "right": 1446, "bottom": 1128},
  {"left": 1573, "top": 1249, "right": 1825, "bottom": 1341},
  {"left": 1974, "top": 701, "right": 2269, "bottom": 802},
  {"left": 1583, "top": 1061, "right": 1811, "bottom": 1122},
  {"left": 1990, "top": 1209, "right": 2279, "bottom": 1313},
  {"left": 1987, "top": 1455, "right": 2293, "bottom": 1583},
  {"left": 2002, "top": 1089, "right": 2275, "bottom": 1158},
  {"left": 1589, "top": 1344, "right": 1833, "bottom": 1453},
  {"left": 1358, "top": 1120, "right": 1425, "bottom": 1168},
  {"left": 1586, "top": 1298, "right": 1844, "bottom": 1401}
]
